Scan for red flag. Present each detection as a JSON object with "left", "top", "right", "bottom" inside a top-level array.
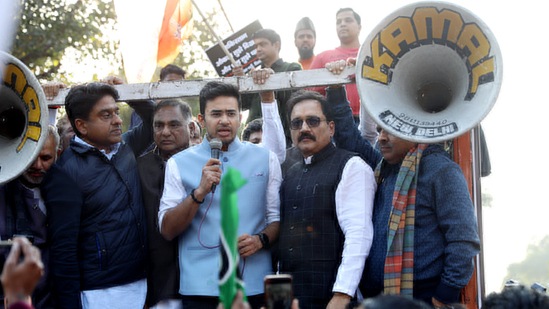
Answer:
[{"left": 157, "top": 0, "right": 193, "bottom": 67}]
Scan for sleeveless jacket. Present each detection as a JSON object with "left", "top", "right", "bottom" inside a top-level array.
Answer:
[
  {"left": 279, "top": 143, "right": 356, "bottom": 308},
  {"left": 172, "top": 139, "right": 274, "bottom": 296}
]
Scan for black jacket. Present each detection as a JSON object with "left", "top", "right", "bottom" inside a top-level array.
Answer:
[
  {"left": 41, "top": 101, "right": 154, "bottom": 308},
  {"left": 137, "top": 150, "right": 180, "bottom": 306}
]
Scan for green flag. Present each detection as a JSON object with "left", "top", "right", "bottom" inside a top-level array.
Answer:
[{"left": 219, "top": 167, "right": 247, "bottom": 308}]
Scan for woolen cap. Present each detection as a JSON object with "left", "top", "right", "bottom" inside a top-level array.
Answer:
[{"left": 294, "top": 17, "right": 316, "bottom": 38}]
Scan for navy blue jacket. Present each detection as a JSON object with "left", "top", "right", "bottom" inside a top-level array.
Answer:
[
  {"left": 41, "top": 100, "right": 154, "bottom": 309},
  {"left": 327, "top": 87, "right": 480, "bottom": 304}
]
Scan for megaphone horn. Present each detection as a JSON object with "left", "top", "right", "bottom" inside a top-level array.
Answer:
[
  {"left": 357, "top": 1, "right": 503, "bottom": 143},
  {"left": 0, "top": 51, "right": 49, "bottom": 184}
]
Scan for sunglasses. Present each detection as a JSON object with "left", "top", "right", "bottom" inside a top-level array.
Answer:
[{"left": 290, "top": 116, "right": 327, "bottom": 130}]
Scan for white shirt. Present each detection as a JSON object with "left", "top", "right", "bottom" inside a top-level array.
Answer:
[
  {"left": 302, "top": 155, "right": 376, "bottom": 297},
  {"left": 159, "top": 150, "right": 282, "bottom": 228},
  {"left": 81, "top": 278, "right": 146, "bottom": 309},
  {"left": 74, "top": 136, "right": 120, "bottom": 160},
  {"left": 31, "top": 187, "right": 46, "bottom": 215},
  {"left": 260, "top": 99, "right": 286, "bottom": 163}
]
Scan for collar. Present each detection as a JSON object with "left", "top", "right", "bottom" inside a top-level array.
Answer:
[
  {"left": 379, "top": 143, "right": 442, "bottom": 171},
  {"left": 303, "top": 143, "right": 337, "bottom": 166},
  {"left": 199, "top": 137, "right": 243, "bottom": 154},
  {"left": 267, "top": 58, "right": 284, "bottom": 70},
  {"left": 153, "top": 146, "right": 161, "bottom": 157},
  {"left": 335, "top": 46, "right": 360, "bottom": 53},
  {"left": 16, "top": 180, "right": 35, "bottom": 198},
  {"left": 152, "top": 146, "right": 169, "bottom": 162},
  {"left": 73, "top": 136, "right": 121, "bottom": 160},
  {"left": 299, "top": 56, "right": 315, "bottom": 70}
]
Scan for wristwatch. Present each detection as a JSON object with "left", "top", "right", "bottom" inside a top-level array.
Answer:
[{"left": 255, "top": 232, "right": 269, "bottom": 249}]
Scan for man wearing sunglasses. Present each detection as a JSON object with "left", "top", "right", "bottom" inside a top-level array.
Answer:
[{"left": 277, "top": 90, "right": 376, "bottom": 309}]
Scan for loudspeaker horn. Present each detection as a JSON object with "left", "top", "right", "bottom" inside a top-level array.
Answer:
[
  {"left": 0, "top": 51, "right": 49, "bottom": 184},
  {"left": 357, "top": 1, "right": 503, "bottom": 143}
]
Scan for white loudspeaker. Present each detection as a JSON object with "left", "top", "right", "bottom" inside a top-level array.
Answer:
[
  {"left": 357, "top": 1, "right": 503, "bottom": 143},
  {"left": 0, "top": 51, "right": 49, "bottom": 184}
]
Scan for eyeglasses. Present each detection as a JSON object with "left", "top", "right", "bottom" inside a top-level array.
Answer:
[{"left": 290, "top": 116, "right": 326, "bottom": 130}]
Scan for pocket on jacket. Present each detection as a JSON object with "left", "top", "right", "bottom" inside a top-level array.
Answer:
[{"left": 95, "top": 232, "right": 108, "bottom": 270}]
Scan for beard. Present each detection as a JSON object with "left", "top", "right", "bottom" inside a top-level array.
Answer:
[
  {"left": 20, "top": 170, "right": 45, "bottom": 188},
  {"left": 298, "top": 47, "right": 314, "bottom": 60}
]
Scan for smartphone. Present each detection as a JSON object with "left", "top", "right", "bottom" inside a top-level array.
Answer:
[
  {"left": 264, "top": 274, "right": 293, "bottom": 309},
  {"left": 0, "top": 235, "right": 34, "bottom": 248},
  {"left": 0, "top": 240, "right": 13, "bottom": 248}
]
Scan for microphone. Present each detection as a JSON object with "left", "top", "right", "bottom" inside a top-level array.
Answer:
[{"left": 209, "top": 138, "right": 223, "bottom": 193}]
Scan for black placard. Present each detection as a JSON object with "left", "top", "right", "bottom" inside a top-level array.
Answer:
[{"left": 205, "top": 20, "right": 263, "bottom": 77}]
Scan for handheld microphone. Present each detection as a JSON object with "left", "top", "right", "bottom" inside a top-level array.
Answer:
[{"left": 209, "top": 138, "right": 222, "bottom": 193}]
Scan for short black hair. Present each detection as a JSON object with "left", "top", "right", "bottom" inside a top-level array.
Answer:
[
  {"left": 159, "top": 64, "right": 186, "bottom": 81},
  {"left": 242, "top": 118, "right": 263, "bottom": 141},
  {"left": 155, "top": 99, "right": 193, "bottom": 122},
  {"left": 360, "top": 295, "right": 431, "bottom": 309},
  {"left": 198, "top": 81, "right": 241, "bottom": 115},
  {"left": 337, "top": 8, "right": 361, "bottom": 25},
  {"left": 253, "top": 29, "right": 281, "bottom": 46},
  {"left": 483, "top": 285, "right": 549, "bottom": 309},
  {"left": 286, "top": 90, "right": 333, "bottom": 123},
  {"left": 64, "top": 83, "right": 119, "bottom": 137}
]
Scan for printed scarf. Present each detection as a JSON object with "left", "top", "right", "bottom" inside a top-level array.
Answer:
[{"left": 375, "top": 144, "right": 428, "bottom": 297}]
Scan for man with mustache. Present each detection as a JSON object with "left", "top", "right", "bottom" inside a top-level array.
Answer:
[
  {"left": 41, "top": 79, "right": 154, "bottom": 309},
  {"left": 325, "top": 84, "right": 480, "bottom": 308},
  {"left": 159, "top": 81, "right": 282, "bottom": 309},
  {"left": 0, "top": 125, "right": 59, "bottom": 308},
  {"left": 277, "top": 90, "right": 375, "bottom": 309}
]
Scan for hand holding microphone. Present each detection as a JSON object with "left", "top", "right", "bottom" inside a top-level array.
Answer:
[
  {"left": 209, "top": 138, "right": 223, "bottom": 193},
  {"left": 194, "top": 139, "right": 223, "bottom": 202}
]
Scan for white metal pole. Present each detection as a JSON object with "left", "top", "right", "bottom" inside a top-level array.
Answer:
[
  {"left": 190, "top": 0, "right": 237, "bottom": 66},
  {"left": 46, "top": 68, "right": 356, "bottom": 106}
]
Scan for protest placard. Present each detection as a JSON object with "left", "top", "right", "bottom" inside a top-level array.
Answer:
[{"left": 206, "top": 20, "right": 263, "bottom": 77}]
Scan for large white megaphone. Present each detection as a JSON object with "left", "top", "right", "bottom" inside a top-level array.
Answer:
[
  {"left": 0, "top": 51, "right": 49, "bottom": 184},
  {"left": 357, "top": 1, "right": 502, "bottom": 143}
]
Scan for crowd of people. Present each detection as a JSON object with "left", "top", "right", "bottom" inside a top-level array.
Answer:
[{"left": 0, "top": 6, "right": 540, "bottom": 309}]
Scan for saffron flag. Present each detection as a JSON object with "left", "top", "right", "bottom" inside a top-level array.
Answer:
[
  {"left": 114, "top": 0, "right": 192, "bottom": 83},
  {"left": 157, "top": 0, "right": 193, "bottom": 67},
  {"left": 219, "top": 167, "right": 247, "bottom": 309}
]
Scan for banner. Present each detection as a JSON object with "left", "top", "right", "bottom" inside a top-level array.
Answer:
[{"left": 206, "top": 20, "right": 262, "bottom": 77}]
